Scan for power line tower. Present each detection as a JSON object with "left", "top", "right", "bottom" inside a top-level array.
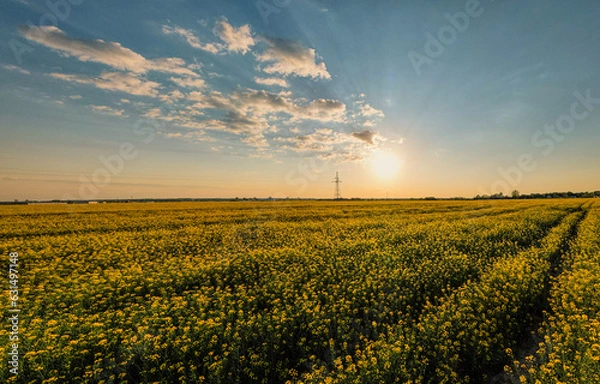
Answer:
[{"left": 332, "top": 172, "right": 342, "bottom": 200}]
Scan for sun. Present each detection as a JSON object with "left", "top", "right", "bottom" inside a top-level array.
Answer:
[{"left": 370, "top": 150, "right": 402, "bottom": 180}]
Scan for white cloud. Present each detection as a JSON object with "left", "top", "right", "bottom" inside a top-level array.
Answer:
[
  {"left": 147, "top": 57, "right": 198, "bottom": 77},
  {"left": 161, "top": 89, "right": 349, "bottom": 151},
  {"left": 294, "top": 98, "right": 346, "bottom": 123},
  {"left": 256, "top": 37, "right": 331, "bottom": 79},
  {"left": 161, "top": 25, "right": 222, "bottom": 54},
  {"left": 275, "top": 128, "right": 385, "bottom": 162},
  {"left": 170, "top": 76, "right": 206, "bottom": 89},
  {"left": 231, "top": 89, "right": 295, "bottom": 117},
  {"left": 276, "top": 128, "right": 338, "bottom": 152},
  {"left": 359, "top": 103, "right": 385, "bottom": 119},
  {"left": 162, "top": 20, "right": 256, "bottom": 55},
  {"left": 227, "top": 89, "right": 346, "bottom": 123},
  {"left": 355, "top": 102, "right": 385, "bottom": 127},
  {"left": 189, "top": 62, "right": 203, "bottom": 71},
  {"left": 2, "top": 64, "right": 30, "bottom": 75},
  {"left": 158, "top": 89, "right": 185, "bottom": 104},
  {"left": 50, "top": 72, "right": 161, "bottom": 97},
  {"left": 20, "top": 26, "right": 198, "bottom": 77},
  {"left": 242, "top": 134, "right": 269, "bottom": 148},
  {"left": 20, "top": 25, "right": 145, "bottom": 71},
  {"left": 69, "top": 95, "right": 82, "bottom": 100},
  {"left": 254, "top": 77, "right": 289, "bottom": 88},
  {"left": 16, "top": 20, "right": 387, "bottom": 158},
  {"left": 90, "top": 105, "right": 126, "bottom": 116},
  {"left": 187, "top": 91, "right": 232, "bottom": 110},
  {"left": 143, "top": 107, "right": 180, "bottom": 121},
  {"left": 143, "top": 108, "right": 162, "bottom": 119},
  {"left": 213, "top": 18, "right": 255, "bottom": 54}
]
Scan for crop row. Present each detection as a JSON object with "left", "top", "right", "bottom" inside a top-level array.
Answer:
[
  {"left": 306, "top": 206, "right": 586, "bottom": 383},
  {"left": 513, "top": 202, "right": 600, "bottom": 383}
]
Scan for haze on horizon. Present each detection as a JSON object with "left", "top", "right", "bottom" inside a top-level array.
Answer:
[{"left": 1, "top": 0, "right": 599, "bottom": 201}]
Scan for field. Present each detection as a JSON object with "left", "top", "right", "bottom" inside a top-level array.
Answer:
[{"left": 1, "top": 200, "right": 599, "bottom": 383}]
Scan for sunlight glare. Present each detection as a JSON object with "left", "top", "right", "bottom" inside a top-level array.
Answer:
[{"left": 370, "top": 150, "right": 402, "bottom": 180}]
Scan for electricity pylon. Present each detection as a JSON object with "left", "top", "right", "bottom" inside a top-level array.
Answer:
[{"left": 333, "top": 172, "right": 342, "bottom": 200}]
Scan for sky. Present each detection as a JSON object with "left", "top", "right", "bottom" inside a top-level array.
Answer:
[{"left": 1, "top": 0, "right": 599, "bottom": 200}]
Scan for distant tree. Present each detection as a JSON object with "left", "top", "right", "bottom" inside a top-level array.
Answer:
[{"left": 511, "top": 190, "right": 520, "bottom": 198}]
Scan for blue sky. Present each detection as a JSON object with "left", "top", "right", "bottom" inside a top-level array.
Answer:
[{"left": 1, "top": 0, "right": 599, "bottom": 200}]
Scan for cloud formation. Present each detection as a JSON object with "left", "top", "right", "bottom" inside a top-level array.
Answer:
[
  {"left": 354, "top": 101, "right": 385, "bottom": 127},
  {"left": 20, "top": 25, "right": 146, "bottom": 71},
  {"left": 275, "top": 128, "right": 382, "bottom": 161},
  {"left": 90, "top": 105, "right": 126, "bottom": 116},
  {"left": 234, "top": 89, "right": 346, "bottom": 122},
  {"left": 20, "top": 26, "right": 198, "bottom": 77},
  {"left": 351, "top": 130, "right": 379, "bottom": 144},
  {"left": 158, "top": 89, "right": 185, "bottom": 104},
  {"left": 2, "top": 64, "right": 30, "bottom": 75},
  {"left": 359, "top": 103, "right": 385, "bottom": 119},
  {"left": 170, "top": 76, "right": 206, "bottom": 89},
  {"left": 50, "top": 72, "right": 161, "bottom": 97},
  {"left": 161, "top": 25, "right": 222, "bottom": 54},
  {"left": 147, "top": 58, "right": 198, "bottom": 77},
  {"left": 295, "top": 99, "right": 346, "bottom": 123},
  {"left": 186, "top": 110, "right": 271, "bottom": 138},
  {"left": 185, "top": 88, "right": 346, "bottom": 123},
  {"left": 241, "top": 134, "right": 269, "bottom": 148},
  {"left": 230, "top": 89, "right": 295, "bottom": 117},
  {"left": 254, "top": 77, "right": 289, "bottom": 88},
  {"left": 20, "top": 19, "right": 387, "bottom": 162},
  {"left": 277, "top": 128, "right": 340, "bottom": 152},
  {"left": 256, "top": 37, "right": 331, "bottom": 79},
  {"left": 162, "top": 19, "right": 255, "bottom": 55},
  {"left": 213, "top": 19, "right": 255, "bottom": 54}
]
